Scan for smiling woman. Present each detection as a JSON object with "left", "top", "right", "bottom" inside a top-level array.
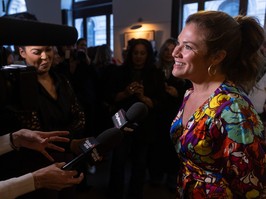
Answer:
[
  {"left": 170, "top": 10, "right": 266, "bottom": 198},
  {"left": 19, "top": 46, "right": 54, "bottom": 74},
  {"left": 0, "top": 46, "right": 87, "bottom": 199}
]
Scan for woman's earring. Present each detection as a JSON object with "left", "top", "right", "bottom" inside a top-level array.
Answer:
[{"left": 208, "top": 64, "right": 217, "bottom": 76}]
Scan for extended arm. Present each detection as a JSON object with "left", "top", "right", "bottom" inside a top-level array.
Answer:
[{"left": 0, "top": 162, "right": 83, "bottom": 199}]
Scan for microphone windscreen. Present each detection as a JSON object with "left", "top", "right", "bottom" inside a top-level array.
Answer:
[
  {"left": 0, "top": 17, "right": 78, "bottom": 45},
  {"left": 96, "top": 127, "right": 123, "bottom": 153},
  {"left": 126, "top": 102, "right": 148, "bottom": 124},
  {"left": 62, "top": 127, "right": 122, "bottom": 170}
]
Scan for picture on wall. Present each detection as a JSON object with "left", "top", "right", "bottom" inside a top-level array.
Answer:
[{"left": 124, "top": 30, "right": 155, "bottom": 48}]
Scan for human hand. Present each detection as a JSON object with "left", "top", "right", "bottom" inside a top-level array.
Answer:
[
  {"left": 33, "top": 162, "right": 84, "bottom": 190},
  {"left": 134, "top": 84, "right": 144, "bottom": 97},
  {"left": 165, "top": 84, "right": 178, "bottom": 97},
  {"left": 127, "top": 81, "right": 144, "bottom": 96},
  {"left": 70, "top": 138, "right": 87, "bottom": 155},
  {"left": 12, "top": 129, "right": 70, "bottom": 161}
]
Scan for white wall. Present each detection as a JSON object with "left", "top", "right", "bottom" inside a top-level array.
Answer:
[
  {"left": 113, "top": 0, "right": 172, "bottom": 61},
  {"left": 26, "top": 0, "right": 61, "bottom": 24},
  {"left": 0, "top": 0, "right": 62, "bottom": 23}
]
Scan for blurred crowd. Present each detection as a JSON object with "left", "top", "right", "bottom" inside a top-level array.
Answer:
[{"left": 0, "top": 37, "right": 191, "bottom": 199}]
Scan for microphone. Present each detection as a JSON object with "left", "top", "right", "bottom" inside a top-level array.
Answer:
[
  {"left": 112, "top": 102, "right": 149, "bottom": 132},
  {"left": 62, "top": 127, "right": 123, "bottom": 170},
  {"left": 0, "top": 17, "right": 78, "bottom": 45}
]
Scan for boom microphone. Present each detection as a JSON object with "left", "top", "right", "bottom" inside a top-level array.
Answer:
[
  {"left": 0, "top": 17, "right": 78, "bottom": 45},
  {"left": 62, "top": 127, "right": 122, "bottom": 170},
  {"left": 112, "top": 102, "right": 149, "bottom": 132}
]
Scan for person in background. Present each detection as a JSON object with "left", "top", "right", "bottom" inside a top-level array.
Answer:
[
  {"left": 0, "top": 129, "right": 83, "bottom": 199},
  {"left": 75, "top": 38, "right": 91, "bottom": 65},
  {"left": 148, "top": 38, "right": 191, "bottom": 191},
  {"left": 249, "top": 39, "right": 266, "bottom": 136},
  {"left": 92, "top": 44, "right": 118, "bottom": 134},
  {"left": 53, "top": 44, "right": 76, "bottom": 77},
  {"left": 1, "top": 46, "right": 15, "bottom": 65},
  {"left": 54, "top": 43, "right": 98, "bottom": 140},
  {"left": 0, "top": 45, "right": 86, "bottom": 199},
  {"left": 54, "top": 43, "right": 97, "bottom": 138},
  {"left": 156, "top": 38, "right": 192, "bottom": 109},
  {"left": 170, "top": 10, "right": 266, "bottom": 198},
  {"left": 52, "top": 46, "right": 63, "bottom": 67},
  {"left": 76, "top": 38, "right": 87, "bottom": 52},
  {"left": 108, "top": 38, "right": 165, "bottom": 199}
]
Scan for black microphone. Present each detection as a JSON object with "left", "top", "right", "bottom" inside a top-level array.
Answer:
[
  {"left": 0, "top": 17, "right": 78, "bottom": 45},
  {"left": 62, "top": 127, "right": 123, "bottom": 170},
  {"left": 112, "top": 102, "right": 149, "bottom": 132}
]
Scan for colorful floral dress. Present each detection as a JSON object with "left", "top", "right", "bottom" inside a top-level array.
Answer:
[{"left": 170, "top": 81, "right": 266, "bottom": 198}]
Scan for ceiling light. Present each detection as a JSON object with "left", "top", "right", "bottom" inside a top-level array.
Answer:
[{"left": 130, "top": 18, "right": 143, "bottom": 30}]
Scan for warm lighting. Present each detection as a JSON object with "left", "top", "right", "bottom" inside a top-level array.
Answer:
[
  {"left": 130, "top": 18, "right": 143, "bottom": 30},
  {"left": 124, "top": 30, "right": 155, "bottom": 47}
]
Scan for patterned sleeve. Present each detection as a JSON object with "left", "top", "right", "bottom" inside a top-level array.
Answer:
[{"left": 219, "top": 97, "right": 266, "bottom": 198}]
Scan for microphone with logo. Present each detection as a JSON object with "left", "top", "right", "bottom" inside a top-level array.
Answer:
[
  {"left": 62, "top": 102, "right": 148, "bottom": 171},
  {"left": 112, "top": 102, "right": 149, "bottom": 133},
  {"left": 62, "top": 127, "right": 123, "bottom": 171}
]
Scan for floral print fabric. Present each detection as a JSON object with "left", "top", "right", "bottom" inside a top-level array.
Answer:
[{"left": 170, "top": 81, "right": 266, "bottom": 198}]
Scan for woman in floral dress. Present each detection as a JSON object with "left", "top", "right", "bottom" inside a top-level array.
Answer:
[{"left": 170, "top": 11, "right": 266, "bottom": 198}]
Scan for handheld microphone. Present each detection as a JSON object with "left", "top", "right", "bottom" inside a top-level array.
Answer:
[
  {"left": 112, "top": 102, "right": 149, "bottom": 132},
  {"left": 62, "top": 127, "right": 123, "bottom": 170}
]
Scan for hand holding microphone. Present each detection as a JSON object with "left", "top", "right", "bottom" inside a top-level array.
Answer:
[{"left": 33, "top": 162, "right": 84, "bottom": 190}]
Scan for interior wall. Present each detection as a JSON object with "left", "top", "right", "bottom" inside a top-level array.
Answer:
[
  {"left": 25, "top": 0, "right": 61, "bottom": 24},
  {"left": 113, "top": 0, "right": 172, "bottom": 61},
  {"left": 1, "top": 0, "right": 172, "bottom": 62},
  {"left": 0, "top": 0, "right": 62, "bottom": 23}
]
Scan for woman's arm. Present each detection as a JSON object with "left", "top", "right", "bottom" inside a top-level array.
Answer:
[
  {"left": 0, "top": 129, "right": 70, "bottom": 161},
  {"left": 0, "top": 134, "right": 13, "bottom": 155},
  {"left": 0, "top": 173, "right": 34, "bottom": 199},
  {"left": 220, "top": 98, "right": 266, "bottom": 197},
  {"left": 0, "top": 162, "right": 84, "bottom": 199}
]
